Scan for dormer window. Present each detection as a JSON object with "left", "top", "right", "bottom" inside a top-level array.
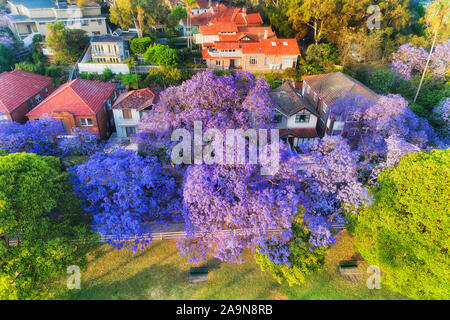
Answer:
[
  {"left": 271, "top": 42, "right": 276, "bottom": 46},
  {"left": 283, "top": 42, "right": 288, "bottom": 46}
]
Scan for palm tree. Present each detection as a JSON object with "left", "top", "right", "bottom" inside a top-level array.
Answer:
[
  {"left": 413, "top": 0, "right": 449, "bottom": 104},
  {"left": 182, "top": 0, "right": 200, "bottom": 50}
]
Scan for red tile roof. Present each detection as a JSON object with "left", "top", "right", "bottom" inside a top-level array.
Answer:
[
  {"left": 112, "top": 88, "right": 158, "bottom": 110},
  {"left": 27, "top": 78, "right": 117, "bottom": 117},
  {"left": 241, "top": 39, "right": 300, "bottom": 56},
  {"left": 0, "top": 70, "right": 52, "bottom": 114}
]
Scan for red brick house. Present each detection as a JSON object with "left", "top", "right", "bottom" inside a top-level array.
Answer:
[
  {"left": 0, "top": 70, "right": 54, "bottom": 123},
  {"left": 27, "top": 78, "right": 119, "bottom": 139}
]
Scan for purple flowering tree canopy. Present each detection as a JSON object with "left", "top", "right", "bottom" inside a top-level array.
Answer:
[{"left": 70, "top": 149, "right": 181, "bottom": 251}]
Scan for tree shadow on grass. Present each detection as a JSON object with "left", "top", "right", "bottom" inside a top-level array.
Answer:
[{"left": 68, "top": 263, "right": 193, "bottom": 300}]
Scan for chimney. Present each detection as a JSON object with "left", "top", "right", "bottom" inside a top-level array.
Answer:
[
  {"left": 264, "top": 29, "right": 268, "bottom": 40},
  {"left": 242, "top": 7, "right": 247, "bottom": 16},
  {"left": 208, "top": 0, "right": 211, "bottom": 8}
]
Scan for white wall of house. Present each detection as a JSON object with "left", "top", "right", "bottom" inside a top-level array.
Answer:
[
  {"left": 113, "top": 109, "right": 146, "bottom": 138},
  {"left": 286, "top": 112, "right": 318, "bottom": 128}
]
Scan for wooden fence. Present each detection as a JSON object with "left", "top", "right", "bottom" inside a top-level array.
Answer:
[{"left": 5, "top": 224, "right": 345, "bottom": 246}]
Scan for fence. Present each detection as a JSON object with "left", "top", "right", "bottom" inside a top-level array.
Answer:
[{"left": 5, "top": 224, "right": 345, "bottom": 246}]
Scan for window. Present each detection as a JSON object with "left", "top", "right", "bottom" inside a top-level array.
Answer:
[
  {"left": 215, "top": 60, "right": 221, "bottom": 66},
  {"left": 249, "top": 57, "right": 257, "bottom": 65},
  {"left": 60, "top": 119, "right": 67, "bottom": 131},
  {"left": 45, "top": 87, "right": 49, "bottom": 95},
  {"left": 273, "top": 114, "right": 282, "bottom": 123},
  {"left": 80, "top": 118, "right": 93, "bottom": 126},
  {"left": 295, "top": 114, "right": 310, "bottom": 123},
  {"left": 307, "top": 85, "right": 310, "bottom": 94},
  {"left": 28, "top": 99, "right": 35, "bottom": 111},
  {"left": 313, "top": 92, "right": 317, "bottom": 101},
  {"left": 0, "top": 114, "right": 9, "bottom": 121},
  {"left": 97, "top": 19, "right": 103, "bottom": 25},
  {"left": 107, "top": 100, "right": 112, "bottom": 109},
  {"left": 81, "top": 20, "right": 88, "bottom": 26},
  {"left": 323, "top": 103, "right": 328, "bottom": 113},
  {"left": 35, "top": 94, "right": 42, "bottom": 103},
  {"left": 122, "top": 109, "right": 132, "bottom": 119},
  {"left": 264, "top": 57, "right": 268, "bottom": 65},
  {"left": 125, "top": 126, "right": 136, "bottom": 137}
]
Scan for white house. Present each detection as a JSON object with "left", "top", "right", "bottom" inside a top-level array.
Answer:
[
  {"left": 270, "top": 81, "right": 320, "bottom": 149},
  {"left": 112, "top": 88, "right": 158, "bottom": 138}
]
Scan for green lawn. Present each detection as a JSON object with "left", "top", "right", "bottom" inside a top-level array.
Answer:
[{"left": 57, "top": 231, "right": 407, "bottom": 300}]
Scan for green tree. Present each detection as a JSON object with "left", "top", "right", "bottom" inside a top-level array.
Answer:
[
  {"left": 368, "top": 69, "right": 395, "bottom": 95},
  {"left": 144, "top": 43, "right": 179, "bottom": 67},
  {"left": 46, "top": 21, "right": 89, "bottom": 64},
  {"left": 0, "top": 44, "right": 15, "bottom": 73},
  {"left": 0, "top": 153, "right": 93, "bottom": 299},
  {"left": 109, "top": 0, "right": 169, "bottom": 38},
  {"left": 305, "top": 43, "right": 338, "bottom": 68},
  {"left": 145, "top": 65, "right": 183, "bottom": 88},
  {"left": 121, "top": 73, "right": 140, "bottom": 89},
  {"left": 354, "top": 149, "right": 450, "bottom": 300},
  {"left": 255, "top": 209, "right": 329, "bottom": 286},
  {"left": 129, "top": 36, "right": 154, "bottom": 54},
  {"left": 167, "top": 4, "right": 187, "bottom": 28}
]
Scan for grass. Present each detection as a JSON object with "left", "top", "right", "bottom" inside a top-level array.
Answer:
[{"left": 56, "top": 231, "right": 407, "bottom": 300}]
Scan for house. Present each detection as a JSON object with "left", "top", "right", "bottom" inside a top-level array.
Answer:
[
  {"left": 193, "top": 6, "right": 300, "bottom": 72},
  {"left": 78, "top": 35, "right": 130, "bottom": 74},
  {"left": 26, "top": 78, "right": 120, "bottom": 139},
  {"left": 270, "top": 81, "right": 320, "bottom": 149},
  {"left": 0, "top": 70, "right": 54, "bottom": 123},
  {"left": 7, "top": 0, "right": 107, "bottom": 40},
  {"left": 112, "top": 88, "right": 158, "bottom": 138},
  {"left": 301, "top": 72, "right": 378, "bottom": 136},
  {"left": 90, "top": 35, "right": 129, "bottom": 63}
]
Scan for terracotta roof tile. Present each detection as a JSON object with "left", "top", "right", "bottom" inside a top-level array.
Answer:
[
  {"left": 0, "top": 70, "right": 52, "bottom": 114},
  {"left": 27, "top": 78, "right": 117, "bottom": 117},
  {"left": 112, "top": 88, "right": 157, "bottom": 110}
]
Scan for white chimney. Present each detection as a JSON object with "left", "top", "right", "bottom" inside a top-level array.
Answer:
[{"left": 264, "top": 29, "right": 268, "bottom": 40}]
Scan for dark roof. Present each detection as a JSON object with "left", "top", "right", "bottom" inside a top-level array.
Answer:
[
  {"left": 91, "top": 35, "right": 123, "bottom": 43},
  {"left": 302, "top": 72, "right": 378, "bottom": 105},
  {"left": 112, "top": 88, "right": 158, "bottom": 110},
  {"left": 270, "top": 81, "right": 319, "bottom": 117},
  {"left": 279, "top": 128, "right": 319, "bottom": 139}
]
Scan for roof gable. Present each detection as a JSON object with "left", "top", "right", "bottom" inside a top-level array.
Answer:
[
  {"left": 112, "top": 88, "right": 157, "bottom": 110},
  {"left": 27, "top": 78, "right": 116, "bottom": 117}
]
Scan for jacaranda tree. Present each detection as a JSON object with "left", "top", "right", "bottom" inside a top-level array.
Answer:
[
  {"left": 70, "top": 149, "right": 181, "bottom": 251},
  {"left": 0, "top": 117, "right": 64, "bottom": 155}
]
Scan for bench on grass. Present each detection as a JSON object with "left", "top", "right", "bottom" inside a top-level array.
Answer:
[
  {"left": 338, "top": 260, "right": 362, "bottom": 282},
  {"left": 189, "top": 267, "right": 208, "bottom": 284}
]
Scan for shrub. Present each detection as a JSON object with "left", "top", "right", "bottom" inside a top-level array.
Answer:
[{"left": 129, "top": 36, "right": 154, "bottom": 54}]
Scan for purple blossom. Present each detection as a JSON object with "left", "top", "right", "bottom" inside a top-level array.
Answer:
[
  {"left": 70, "top": 149, "right": 182, "bottom": 252},
  {"left": 0, "top": 116, "right": 64, "bottom": 155}
]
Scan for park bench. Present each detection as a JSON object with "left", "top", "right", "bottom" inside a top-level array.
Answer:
[
  {"left": 338, "top": 260, "right": 362, "bottom": 282},
  {"left": 189, "top": 267, "right": 208, "bottom": 284}
]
